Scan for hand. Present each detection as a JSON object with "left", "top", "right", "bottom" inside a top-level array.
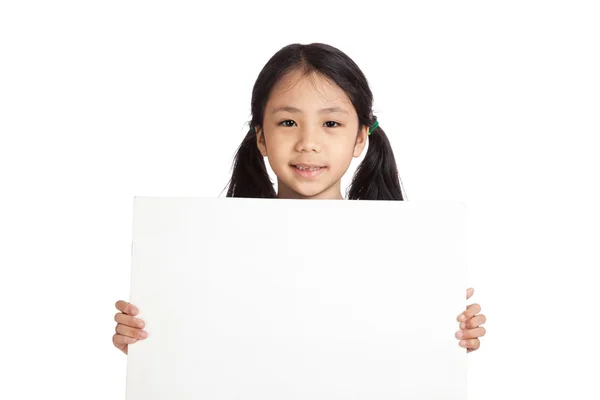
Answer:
[
  {"left": 455, "top": 288, "right": 486, "bottom": 353},
  {"left": 113, "top": 300, "right": 147, "bottom": 355}
]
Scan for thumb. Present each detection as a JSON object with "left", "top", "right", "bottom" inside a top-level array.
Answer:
[{"left": 466, "top": 287, "right": 475, "bottom": 300}]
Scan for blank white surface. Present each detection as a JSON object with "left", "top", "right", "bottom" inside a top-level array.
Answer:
[{"left": 126, "top": 198, "right": 467, "bottom": 399}]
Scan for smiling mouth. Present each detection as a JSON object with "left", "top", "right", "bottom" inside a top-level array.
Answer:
[
  {"left": 293, "top": 165, "right": 324, "bottom": 171},
  {"left": 291, "top": 164, "right": 326, "bottom": 178}
]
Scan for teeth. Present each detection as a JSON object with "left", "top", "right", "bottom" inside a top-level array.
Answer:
[{"left": 296, "top": 166, "right": 322, "bottom": 171}]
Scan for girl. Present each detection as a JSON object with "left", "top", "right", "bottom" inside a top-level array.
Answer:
[{"left": 112, "top": 42, "right": 487, "bottom": 355}]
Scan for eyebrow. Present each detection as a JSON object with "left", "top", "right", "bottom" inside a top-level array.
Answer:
[{"left": 271, "top": 106, "right": 349, "bottom": 115}]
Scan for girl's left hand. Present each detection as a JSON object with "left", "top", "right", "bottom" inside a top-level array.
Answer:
[{"left": 456, "top": 288, "right": 486, "bottom": 353}]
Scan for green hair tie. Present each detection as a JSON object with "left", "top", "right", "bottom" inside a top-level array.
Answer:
[{"left": 368, "top": 120, "right": 379, "bottom": 135}]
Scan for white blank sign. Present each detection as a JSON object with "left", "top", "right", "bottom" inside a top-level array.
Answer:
[{"left": 126, "top": 197, "right": 467, "bottom": 399}]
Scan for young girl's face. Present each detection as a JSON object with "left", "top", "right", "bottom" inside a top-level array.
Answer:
[{"left": 257, "top": 69, "right": 368, "bottom": 199}]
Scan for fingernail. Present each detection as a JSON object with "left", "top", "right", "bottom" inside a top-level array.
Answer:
[
  {"left": 460, "top": 340, "right": 467, "bottom": 346},
  {"left": 136, "top": 319, "right": 144, "bottom": 328},
  {"left": 139, "top": 330, "right": 148, "bottom": 339},
  {"left": 456, "top": 331, "right": 463, "bottom": 339},
  {"left": 459, "top": 314, "right": 466, "bottom": 321},
  {"left": 130, "top": 306, "right": 139, "bottom": 315}
]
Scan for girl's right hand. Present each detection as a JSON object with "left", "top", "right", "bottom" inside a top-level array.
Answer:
[{"left": 113, "top": 300, "right": 148, "bottom": 354}]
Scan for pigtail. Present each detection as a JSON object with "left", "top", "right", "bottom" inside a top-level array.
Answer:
[
  {"left": 347, "top": 122, "right": 405, "bottom": 200},
  {"left": 225, "top": 128, "right": 276, "bottom": 198}
]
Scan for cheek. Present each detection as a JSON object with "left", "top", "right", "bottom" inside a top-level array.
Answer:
[
  {"left": 264, "top": 135, "right": 290, "bottom": 166},
  {"left": 331, "top": 136, "right": 358, "bottom": 160},
  {"left": 265, "top": 135, "right": 283, "bottom": 155},
  {"left": 330, "top": 141, "right": 359, "bottom": 174}
]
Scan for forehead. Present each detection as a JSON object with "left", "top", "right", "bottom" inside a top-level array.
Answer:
[{"left": 267, "top": 69, "right": 354, "bottom": 111}]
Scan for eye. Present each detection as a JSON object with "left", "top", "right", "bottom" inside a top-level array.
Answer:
[
  {"left": 279, "top": 120, "right": 297, "bottom": 127},
  {"left": 324, "top": 121, "right": 341, "bottom": 128}
]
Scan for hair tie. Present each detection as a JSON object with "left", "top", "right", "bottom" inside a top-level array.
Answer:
[{"left": 368, "top": 120, "right": 379, "bottom": 135}]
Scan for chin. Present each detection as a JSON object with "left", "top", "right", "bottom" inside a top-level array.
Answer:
[
  {"left": 275, "top": 168, "right": 342, "bottom": 199},
  {"left": 288, "top": 186, "right": 321, "bottom": 198},
  {"left": 290, "top": 182, "right": 338, "bottom": 199}
]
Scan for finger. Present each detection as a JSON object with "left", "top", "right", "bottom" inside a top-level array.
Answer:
[
  {"left": 456, "top": 327, "right": 486, "bottom": 340},
  {"left": 115, "top": 300, "right": 139, "bottom": 316},
  {"left": 113, "top": 333, "right": 138, "bottom": 347},
  {"left": 113, "top": 333, "right": 136, "bottom": 355},
  {"left": 114, "top": 313, "right": 145, "bottom": 329},
  {"left": 459, "top": 338, "right": 480, "bottom": 351},
  {"left": 458, "top": 303, "right": 481, "bottom": 321},
  {"left": 466, "top": 288, "right": 474, "bottom": 300},
  {"left": 460, "top": 314, "right": 487, "bottom": 330},
  {"left": 115, "top": 323, "right": 148, "bottom": 340}
]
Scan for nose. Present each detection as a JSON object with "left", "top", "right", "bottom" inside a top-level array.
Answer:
[{"left": 294, "top": 125, "right": 322, "bottom": 153}]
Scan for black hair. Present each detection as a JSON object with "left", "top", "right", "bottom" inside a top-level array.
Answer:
[{"left": 225, "top": 43, "right": 405, "bottom": 200}]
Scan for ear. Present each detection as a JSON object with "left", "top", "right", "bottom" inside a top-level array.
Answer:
[
  {"left": 353, "top": 124, "right": 369, "bottom": 157},
  {"left": 255, "top": 126, "right": 268, "bottom": 157}
]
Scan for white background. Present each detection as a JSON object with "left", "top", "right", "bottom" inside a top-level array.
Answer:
[{"left": 1, "top": 1, "right": 599, "bottom": 399}]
